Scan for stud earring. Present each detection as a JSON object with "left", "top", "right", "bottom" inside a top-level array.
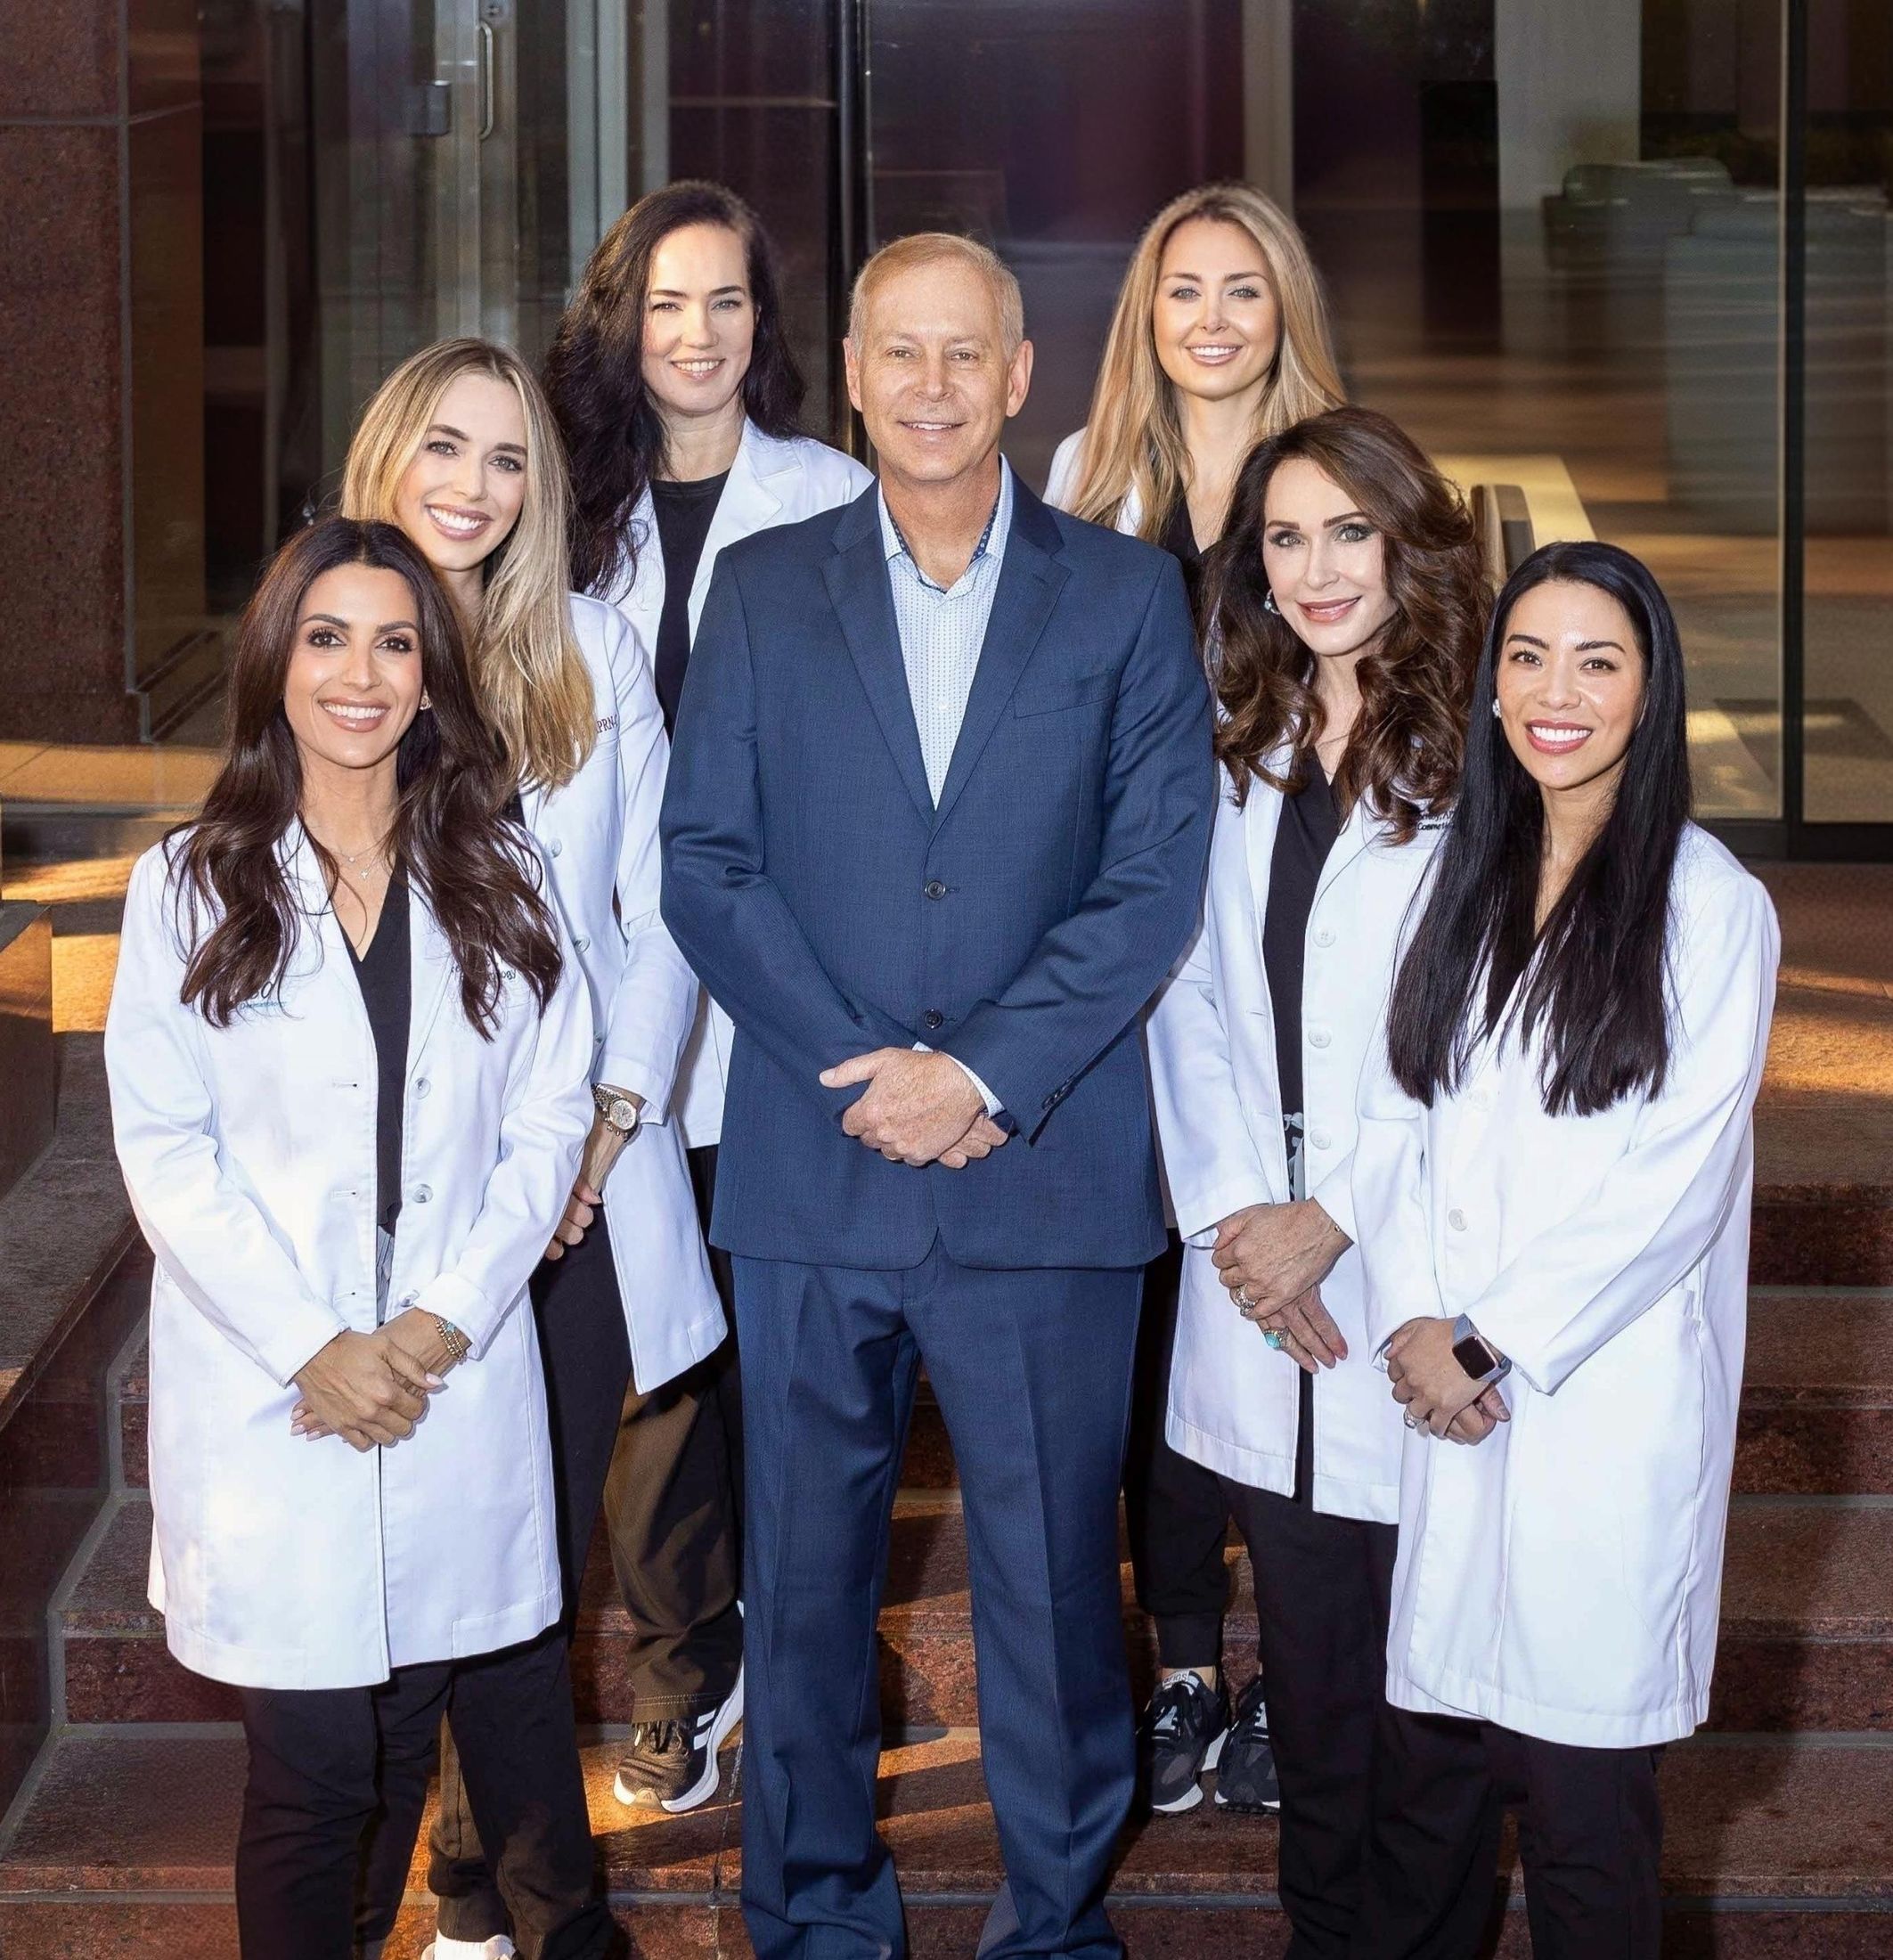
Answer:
[
  {"left": 1263, "top": 591, "right": 1279, "bottom": 615},
  {"left": 420, "top": 692, "right": 433, "bottom": 711},
  {"left": 1490, "top": 697, "right": 1501, "bottom": 720}
]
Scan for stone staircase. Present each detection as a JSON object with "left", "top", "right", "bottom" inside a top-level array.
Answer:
[{"left": 2, "top": 862, "right": 1891, "bottom": 1954}]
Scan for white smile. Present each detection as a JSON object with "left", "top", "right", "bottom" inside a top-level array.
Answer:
[
  {"left": 673, "top": 357, "right": 723, "bottom": 377},
  {"left": 320, "top": 700, "right": 391, "bottom": 730},
  {"left": 1187, "top": 344, "right": 1242, "bottom": 363},
  {"left": 1526, "top": 722, "right": 1593, "bottom": 753},
  {"left": 425, "top": 503, "right": 491, "bottom": 539}
]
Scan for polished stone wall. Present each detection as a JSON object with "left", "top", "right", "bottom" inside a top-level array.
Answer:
[{"left": 0, "top": 2, "right": 203, "bottom": 744}]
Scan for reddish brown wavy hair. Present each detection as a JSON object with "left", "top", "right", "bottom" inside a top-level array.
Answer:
[
  {"left": 168, "top": 519, "right": 562, "bottom": 1033},
  {"left": 1199, "top": 405, "right": 1489, "bottom": 840}
]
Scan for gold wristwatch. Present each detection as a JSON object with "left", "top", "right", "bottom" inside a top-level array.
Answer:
[{"left": 592, "top": 1083, "right": 641, "bottom": 1136}]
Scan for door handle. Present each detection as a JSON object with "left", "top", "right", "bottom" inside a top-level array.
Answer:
[{"left": 477, "top": 19, "right": 495, "bottom": 141}]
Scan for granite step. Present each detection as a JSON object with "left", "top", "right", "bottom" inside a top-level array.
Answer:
[
  {"left": 112, "top": 1289, "right": 1893, "bottom": 1499},
  {"left": 56, "top": 1490, "right": 1893, "bottom": 1735},
  {"left": 2, "top": 1727, "right": 1890, "bottom": 1957}
]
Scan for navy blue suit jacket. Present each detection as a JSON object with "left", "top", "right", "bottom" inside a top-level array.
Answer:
[{"left": 659, "top": 472, "right": 1214, "bottom": 1270}]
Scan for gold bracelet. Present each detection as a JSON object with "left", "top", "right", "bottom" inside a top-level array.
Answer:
[{"left": 433, "top": 1315, "right": 469, "bottom": 1364}]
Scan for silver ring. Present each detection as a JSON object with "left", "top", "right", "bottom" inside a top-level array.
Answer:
[
  {"left": 1233, "top": 1286, "right": 1255, "bottom": 1311},
  {"left": 1403, "top": 1413, "right": 1423, "bottom": 1431}
]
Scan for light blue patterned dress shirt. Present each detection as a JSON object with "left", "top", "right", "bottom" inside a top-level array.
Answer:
[
  {"left": 874, "top": 461, "right": 1015, "bottom": 1118},
  {"left": 877, "top": 461, "right": 1013, "bottom": 803}
]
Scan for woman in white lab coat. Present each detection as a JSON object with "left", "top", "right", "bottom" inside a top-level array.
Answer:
[
  {"left": 1351, "top": 541, "right": 1779, "bottom": 1958},
  {"left": 1145, "top": 406, "right": 1488, "bottom": 1949},
  {"left": 341, "top": 336, "right": 727, "bottom": 1949},
  {"left": 540, "top": 179, "right": 869, "bottom": 1811},
  {"left": 1043, "top": 181, "right": 1344, "bottom": 1812},
  {"left": 104, "top": 518, "right": 609, "bottom": 1960}
]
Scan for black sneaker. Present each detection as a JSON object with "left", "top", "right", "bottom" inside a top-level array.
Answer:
[
  {"left": 1138, "top": 1671, "right": 1230, "bottom": 1815},
  {"left": 1212, "top": 1672, "right": 1281, "bottom": 1813},
  {"left": 613, "top": 1665, "right": 745, "bottom": 1814}
]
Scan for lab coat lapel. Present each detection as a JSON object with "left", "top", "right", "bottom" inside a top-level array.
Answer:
[
  {"left": 687, "top": 420, "right": 785, "bottom": 637},
  {"left": 405, "top": 879, "right": 457, "bottom": 1074}
]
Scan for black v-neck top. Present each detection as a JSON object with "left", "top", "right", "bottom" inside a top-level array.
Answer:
[
  {"left": 1156, "top": 495, "right": 1206, "bottom": 604},
  {"left": 650, "top": 470, "right": 730, "bottom": 735},
  {"left": 343, "top": 870, "right": 412, "bottom": 1237},
  {"left": 1261, "top": 759, "right": 1341, "bottom": 1119}
]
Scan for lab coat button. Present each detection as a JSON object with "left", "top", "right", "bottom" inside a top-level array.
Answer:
[
  {"left": 1310, "top": 1128, "right": 1332, "bottom": 1150},
  {"left": 1448, "top": 1208, "right": 1468, "bottom": 1231},
  {"left": 1313, "top": 927, "right": 1335, "bottom": 948},
  {"left": 575, "top": 935, "right": 590, "bottom": 953},
  {"left": 1309, "top": 1028, "right": 1332, "bottom": 1049},
  {"left": 548, "top": 838, "right": 563, "bottom": 857},
  {"left": 414, "top": 1077, "right": 431, "bottom": 1098},
  {"left": 413, "top": 1185, "right": 433, "bottom": 1205}
]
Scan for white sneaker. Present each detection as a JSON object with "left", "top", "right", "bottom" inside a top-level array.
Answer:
[
  {"left": 612, "top": 1662, "right": 746, "bottom": 1814},
  {"left": 422, "top": 1937, "right": 517, "bottom": 1959}
]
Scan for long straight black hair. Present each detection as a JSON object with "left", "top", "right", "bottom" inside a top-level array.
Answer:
[
  {"left": 543, "top": 179, "right": 805, "bottom": 599},
  {"left": 1385, "top": 540, "right": 1693, "bottom": 1117}
]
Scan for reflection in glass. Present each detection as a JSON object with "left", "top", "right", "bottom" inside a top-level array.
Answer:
[{"left": 1802, "top": 0, "right": 1893, "bottom": 823}]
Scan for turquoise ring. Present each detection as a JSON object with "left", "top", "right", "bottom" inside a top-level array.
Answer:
[{"left": 1262, "top": 1328, "right": 1287, "bottom": 1352}]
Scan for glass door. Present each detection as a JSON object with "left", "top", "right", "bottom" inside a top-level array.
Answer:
[{"left": 306, "top": 0, "right": 586, "bottom": 487}]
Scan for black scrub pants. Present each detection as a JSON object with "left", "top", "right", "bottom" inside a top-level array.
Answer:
[
  {"left": 432, "top": 1158, "right": 744, "bottom": 1943},
  {"left": 1354, "top": 1710, "right": 1664, "bottom": 1959},
  {"left": 428, "top": 1210, "right": 632, "bottom": 1944},
  {"left": 1123, "top": 1232, "right": 1232, "bottom": 1668},
  {"left": 598, "top": 1142, "right": 744, "bottom": 1722},
  {"left": 1219, "top": 1475, "right": 1399, "bottom": 1957},
  {"left": 235, "top": 1629, "right": 611, "bottom": 1960}
]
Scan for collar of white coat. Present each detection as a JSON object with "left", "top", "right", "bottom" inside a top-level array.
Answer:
[
  {"left": 278, "top": 820, "right": 458, "bottom": 1061},
  {"left": 1234, "top": 740, "right": 1445, "bottom": 911}
]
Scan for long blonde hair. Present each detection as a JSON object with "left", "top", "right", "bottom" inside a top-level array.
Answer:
[
  {"left": 1066, "top": 184, "right": 1344, "bottom": 543},
  {"left": 341, "top": 338, "right": 596, "bottom": 792}
]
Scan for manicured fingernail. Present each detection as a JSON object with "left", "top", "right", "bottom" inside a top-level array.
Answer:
[{"left": 425, "top": 1374, "right": 445, "bottom": 1389}]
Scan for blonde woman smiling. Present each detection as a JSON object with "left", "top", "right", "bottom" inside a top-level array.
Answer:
[
  {"left": 343, "top": 338, "right": 722, "bottom": 1957},
  {"left": 1048, "top": 180, "right": 1344, "bottom": 1817}
]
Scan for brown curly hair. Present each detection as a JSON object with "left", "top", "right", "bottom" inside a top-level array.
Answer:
[{"left": 1200, "top": 405, "right": 1489, "bottom": 841}]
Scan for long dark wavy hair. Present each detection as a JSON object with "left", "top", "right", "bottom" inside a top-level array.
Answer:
[
  {"left": 1385, "top": 540, "right": 1693, "bottom": 1117},
  {"left": 167, "top": 518, "right": 563, "bottom": 1033},
  {"left": 1200, "top": 406, "right": 1488, "bottom": 841},
  {"left": 543, "top": 179, "right": 806, "bottom": 598}
]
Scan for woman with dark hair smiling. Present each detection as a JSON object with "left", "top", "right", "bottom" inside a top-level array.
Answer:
[
  {"left": 1352, "top": 542, "right": 1779, "bottom": 1956},
  {"left": 1144, "top": 405, "right": 1488, "bottom": 1935},
  {"left": 102, "top": 518, "right": 610, "bottom": 1959},
  {"left": 543, "top": 179, "right": 868, "bottom": 1812}
]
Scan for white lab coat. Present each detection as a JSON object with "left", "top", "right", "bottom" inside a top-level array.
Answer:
[
  {"left": 1044, "top": 428, "right": 1142, "bottom": 535},
  {"left": 523, "top": 593, "right": 722, "bottom": 1392},
  {"left": 606, "top": 421, "right": 872, "bottom": 1147},
  {"left": 1352, "top": 824, "right": 1780, "bottom": 1748},
  {"left": 1146, "top": 753, "right": 1448, "bottom": 1521},
  {"left": 105, "top": 829, "right": 594, "bottom": 1690}
]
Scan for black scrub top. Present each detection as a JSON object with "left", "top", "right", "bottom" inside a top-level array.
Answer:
[
  {"left": 649, "top": 470, "right": 730, "bottom": 736},
  {"left": 343, "top": 870, "right": 412, "bottom": 1237},
  {"left": 1259, "top": 759, "right": 1341, "bottom": 1502},
  {"left": 1157, "top": 495, "right": 1205, "bottom": 602}
]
